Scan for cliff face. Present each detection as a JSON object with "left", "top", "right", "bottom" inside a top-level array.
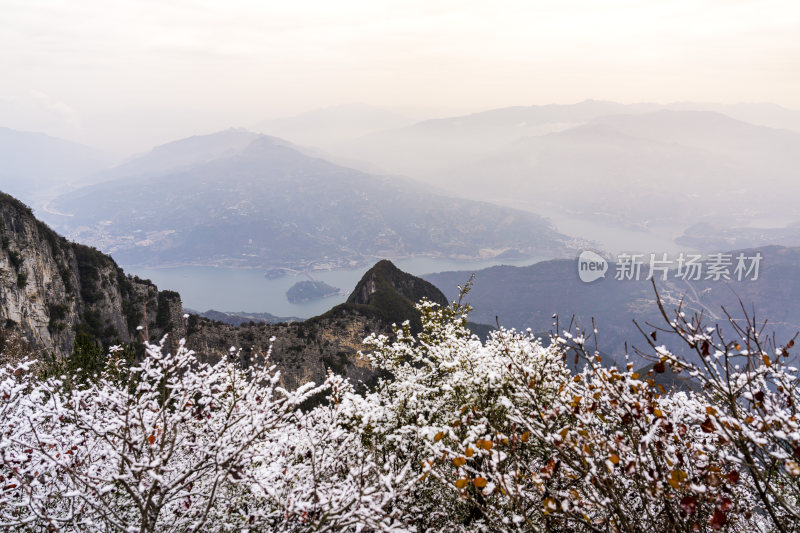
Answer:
[
  {"left": 185, "top": 305, "right": 387, "bottom": 390},
  {"left": 1, "top": 191, "right": 448, "bottom": 390},
  {"left": 0, "top": 192, "right": 185, "bottom": 357}
]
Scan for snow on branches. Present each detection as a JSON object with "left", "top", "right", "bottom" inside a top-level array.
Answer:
[
  {"left": 1, "top": 338, "right": 321, "bottom": 531},
  {"left": 2, "top": 288, "right": 799, "bottom": 532}
]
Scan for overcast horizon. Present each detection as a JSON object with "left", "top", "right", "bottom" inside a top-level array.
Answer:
[{"left": 2, "top": 0, "right": 800, "bottom": 154}]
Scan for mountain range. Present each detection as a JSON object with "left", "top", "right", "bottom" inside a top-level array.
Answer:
[
  {"left": 342, "top": 106, "right": 800, "bottom": 234},
  {"left": 6, "top": 99, "right": 800, "bottom": 274},
  {"left": 327, "top": 102, "right": 800, "bottom": 250},
  {"left": 676, "top": 222, "right": 800, "bottom": 251},
  {"left": 253, "top": 103, "right": 415, "bottom": 152},
  {"left": 423, "top": 245, "right": 800, "bottom": 365},
  {"left": 4, "top": 188, "right": 797, "bottom": 390},
  {"left": 189, "top": 309, "right": 302, "bottom": 326},
  {"left": 42, "top": 129, "right": 578, "bottom": 270}
]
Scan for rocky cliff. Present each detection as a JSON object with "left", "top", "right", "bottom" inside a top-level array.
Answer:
[
  {"left": 185, "top": 306, "right": 387, "bottom": 390},
  {"left": 0, "top": 192, "right": 185, "bottom": 358}
]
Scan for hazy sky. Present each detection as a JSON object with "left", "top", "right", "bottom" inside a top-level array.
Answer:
[{"left": 2, "top": 0, "right": 799, "bottom": 153}]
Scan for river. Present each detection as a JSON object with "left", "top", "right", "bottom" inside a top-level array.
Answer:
[{"left": 130, "top": 256, "right": 543, "bottom": 318}]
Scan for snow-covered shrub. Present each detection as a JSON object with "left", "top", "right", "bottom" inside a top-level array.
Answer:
[
  {"left": 358, "top": 298, "right": 569, "bottom": 530},
  {"left": 632, "top": 285, "right": 800, "bottom": 532},
  {"left": 1, "top": 337, "right": 321, "bottom": 532},
  {"left": 253, "top": 372, "right": 414, "bottom": 532},
  {"left": 357, "top": 290, "right": 788, "bottom": 532},
  {"left": 2, "top": 284, "right": 799, "bottom": 532}
]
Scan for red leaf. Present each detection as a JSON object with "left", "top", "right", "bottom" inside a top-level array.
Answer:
[
  {"left": 710, "top": 509, "right": 728, "bottom": 529},
  {"left": 701, "top": 418, "right": 715, "bottom": 433},
  {"left": 680, "top": 496, "right": 698, "bottom": 515},
  {"left": 719, "top": 497, "right": 733, "bottom": 512}
]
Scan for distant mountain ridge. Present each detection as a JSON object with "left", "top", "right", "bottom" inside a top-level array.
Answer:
[
  {"left": 677, "top": 222, "right": 800, "bottom": 251},
  {"left": 43, "top": 130, "right": 579, "bottom": 270},
  {"left": 96, "top": 128, "right": 264, "bottom": 181},
  {"left": 423, "top": 246, "right": 800, "bottom": 365},
  {"left": 340, "top": 102, "right": 800, "bottom": 237},
  {"left": 190, "top": 309, "right": 302, "bottom": 326},
  {"left": 254, "top": 103, "right": 414, "bottom": 150}
]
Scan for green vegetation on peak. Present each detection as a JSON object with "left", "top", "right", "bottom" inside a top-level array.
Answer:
[
  {"left": 337, "top": 259, "right": 449, "bottom": 331},
  {"left": 348, "top": 260, "right": 448, "bottom": 307}
]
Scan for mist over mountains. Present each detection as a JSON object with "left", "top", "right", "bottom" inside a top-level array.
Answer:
[
  {"left": 253, "top": 103, "right": 416, "bottom": 152},
  {"left": 43, "top": 129, "right": 577, "bottom": 270},
  {"left": 677, "top": 221, "right": 800, "bottom": 251},
  {"left": 337, "top": 101, "right": 800, "bottom": 177},
  {"left": 5, "top": 98, "right": 799, "bottom": 273},
  {"left": 0, "top": 127, "right": 111, "bottom": 203},
  {"left": 6, "top": 3, "right": 800, "bottom": 527},
  {"left": 334, "top": 101, "right": 800, "bottom": 246},
  {"left": 93, "top": 128, "right": 264, "bottom": 183},
  {"left": 6, "top": 97, "right": 799, "bottom": 277},
  {"left": 453, "top": 111, "right": 800, "bottom": 225}
]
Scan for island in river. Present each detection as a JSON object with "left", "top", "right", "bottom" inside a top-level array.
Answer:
[{"left": 286, "top": 280, "right": 342, "bottom": 304}]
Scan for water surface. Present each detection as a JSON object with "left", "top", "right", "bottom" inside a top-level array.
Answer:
[{"left": 130, "top": 256, "right": 542, "bottom": 318}]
